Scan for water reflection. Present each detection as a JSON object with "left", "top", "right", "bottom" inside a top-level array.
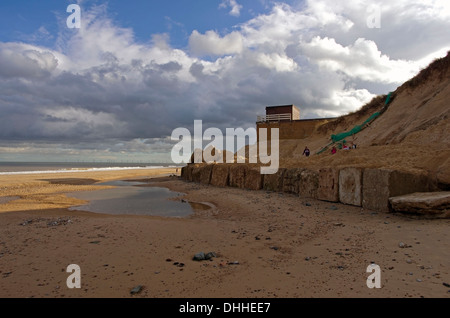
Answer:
[{"left": 68, "top": 180, "right": 195, "bottom": 217}]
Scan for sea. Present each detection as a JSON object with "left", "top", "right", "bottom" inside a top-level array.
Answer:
[{"left": 0, "top": 161, "right": 184, "bottom": 175}]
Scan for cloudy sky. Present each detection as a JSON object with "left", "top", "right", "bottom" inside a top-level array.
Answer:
[{"left": 0, "top": 0, "right": 449, "bottom": 163}]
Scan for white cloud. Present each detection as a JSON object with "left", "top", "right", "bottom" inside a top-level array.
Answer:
[
  {"left": 189, "top": 30, "right": 244, "bottom": 56},
  {"left": 299, "top": 37, "right": 421, "bottom": 83},
  {"left": 219, "top": 0, "right": 243, "bottom": 17},
  {"left": 0, "top": 43, "right": 58, "bottom": 78}
]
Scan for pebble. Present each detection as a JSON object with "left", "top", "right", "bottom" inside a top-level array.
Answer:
[
  {"left": 193, "top": 252, "right": 216, "bottom": 261},
  {"left": 416, "top": 279, "right": 422, "bottom": 283},
  {"left": 130, "top": 285, "right": 143, "bottom": 295},
  {"left": 406, "top": 259, "right": 412, "bottom": 264},
  {"left": 205, "top": 252, "right": 217, "bottom": 260},
  {"left": 193, "top": 252, "right": 205, "bottom": 261}
]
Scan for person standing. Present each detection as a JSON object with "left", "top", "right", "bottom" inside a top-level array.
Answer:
[
  {"left": 331, "top": 146, "right": 337, "bottom": 154},
  {"left": 303, "top": 146, "right": 310, "bottom": 157}
]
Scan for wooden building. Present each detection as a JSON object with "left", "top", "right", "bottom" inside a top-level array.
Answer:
[{"left": 257, "top": 105, "right": 300, "bottom": 122}]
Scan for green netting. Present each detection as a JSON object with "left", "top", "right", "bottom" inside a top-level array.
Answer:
[
  {"left": 317, "top": 92, "right": 393, "bottom": 155},
  {"left": 331, "top": 112, "right": 380, "bottom": 143},
  {"left": 331, "top": 126, "right": 361, "bottom": 143},
  {"left": 385, "top": 92, "right": 394, "bottom": 105}
]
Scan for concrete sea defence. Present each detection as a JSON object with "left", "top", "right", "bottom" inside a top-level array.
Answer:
[{"left": 181, "top": 163, "right": 448, "bottom": 218}]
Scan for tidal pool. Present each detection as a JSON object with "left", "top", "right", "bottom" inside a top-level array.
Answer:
[{"left": 68, "top": 180, "right": 195, "bottom": 217}]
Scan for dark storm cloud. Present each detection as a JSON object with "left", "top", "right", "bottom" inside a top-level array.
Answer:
[{"left": 0, "top": 0, "right": 449, "bottom": 160}]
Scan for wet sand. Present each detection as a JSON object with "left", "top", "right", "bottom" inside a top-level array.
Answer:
[{"left": 0, "top": 169, "right": 449, "bottom": 298}]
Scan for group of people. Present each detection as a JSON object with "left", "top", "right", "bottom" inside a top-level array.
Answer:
[
  {"left": 302, "top": 142, "right": 357, "bottom": 157},
  {"left": 332, "top": 142, "right": 357, "bottom": 154}
]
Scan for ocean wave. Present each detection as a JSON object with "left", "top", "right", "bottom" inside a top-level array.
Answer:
[{"left": 0, "top": 166, "right": 179, "bottom": 175}]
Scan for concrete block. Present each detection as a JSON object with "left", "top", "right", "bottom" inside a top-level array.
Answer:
[
  {"left": 339, "top": 168, "right": 363, "bottom": 206},
  {"left": 191, "top": 165, "right": 203, "bottom": 183},
  {"left": 229, "top": 165, "right": 248, "bottom": 189},
  {"left": 363, "top": 168, "right": 435, "bottom": 212},
  {"left": 299, "top": 169, "right": 319, "bottom": 199},
  {"left": 245, "top": 166, "right": 264, "bottom": 190},
  {"left": 263, "top": 168, "right": 286, "bottom": 192},
  {"left": 282, "top": 168, "right": 304, "bottom": 194},
  {"left": 317, "top": 168, "right": 339, "bottom": 202},
  {"left": 184, "top": 164, "right": 195, "bottom": 182},
  {"left": 199, "top": 164, "right": 213, "bottom": 185},
  {"left": 389, "top": 192, "right": 450, "bottom": 218},
  {"left": 210, "top": 164, "right": 230, "bottom": 187}
]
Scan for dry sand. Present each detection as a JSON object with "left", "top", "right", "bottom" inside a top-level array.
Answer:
[{"left": 0, "top": 168, "right": 449, "bottom": 298}]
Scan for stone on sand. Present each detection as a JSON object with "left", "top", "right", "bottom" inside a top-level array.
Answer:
[{"left": 389, "top": 192, "right": 450, "bottom": 218}]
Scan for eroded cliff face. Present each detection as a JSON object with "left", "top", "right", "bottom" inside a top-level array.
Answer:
[{"left": 181, "top": 53, "right": 450, "bottom": 218}]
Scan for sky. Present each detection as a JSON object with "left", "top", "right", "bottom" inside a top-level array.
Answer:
[{"left": 0, "top": 0, "right": 449, "bottom": 163}]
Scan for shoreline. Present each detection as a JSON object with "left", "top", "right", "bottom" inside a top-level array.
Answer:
[
  {"left": 0, "top": 168, "right": 180, "bottom": 214},
  {"left": 0, "top": 169, "right": 449, "bottom": 298}
]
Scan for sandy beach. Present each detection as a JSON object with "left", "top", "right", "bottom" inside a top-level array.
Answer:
[{"left": 0, "top": 168, "right": 449, "bottom": 298}]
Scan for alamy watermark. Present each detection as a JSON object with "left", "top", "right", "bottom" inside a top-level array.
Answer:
[
  {"left": 171, "top": 120, "right": 279, "bottom": 174},
  {"left": 366, "top": 264, "right": 381, "bottom": 289},
  {"left": 67, "top": 4, "right": 81, "bottom": 29},
  {"left": 66, "top": 264, "right": 81, "bottom": 289},
  {"left": 366, "top": 5, "right": 381, "bottom": 29}
]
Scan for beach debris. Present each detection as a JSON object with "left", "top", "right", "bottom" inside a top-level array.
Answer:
[
  {"left": 416, "top": 279, "right": 422, "bottom": 283},
  {"left": 173, "top": 262, "right": 185, "bottom": 268},
  {"left": 89, "top": 241, "right": 101, "bottom": 244},
  {"left": 333, "top": 222, "right": 344, "bottom": 227},
  {"left": 406, "top": 259, "right": 413, "bottom": 264},
  {"left": 443, "top": 282, "right": 450, "bottom": 288},
  {"left": 329, "top": 206, "right": 338, "bottom": 210},
  {"left": 2, "top": 272, "right": 12, "bottom": 278},
  {"left": 20, "top": 217, "right": 67, "bottom": 227},
  {"left": 47, "top": 217, "right": 73, "bottom": 227},
  {"left": 130, "top": 285, "right": 143, "bottom": 295},
  {"left": 227, "top": 261, "right": 240, "bottom": 265},
  {"left": 304, "top": 202, "right": 312, "bottom": 207},
  {"left": 305, "top": 257, "right": 311, "bottom": 261},
  {"left": 270, "top": 246, "right": 279, "bottom": 251},
  {"left": 193, "top": 252, "right": 217, "bottom": 261},
  {"left": 181, "top": 199, "right": 188, "bottom": 203}
]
